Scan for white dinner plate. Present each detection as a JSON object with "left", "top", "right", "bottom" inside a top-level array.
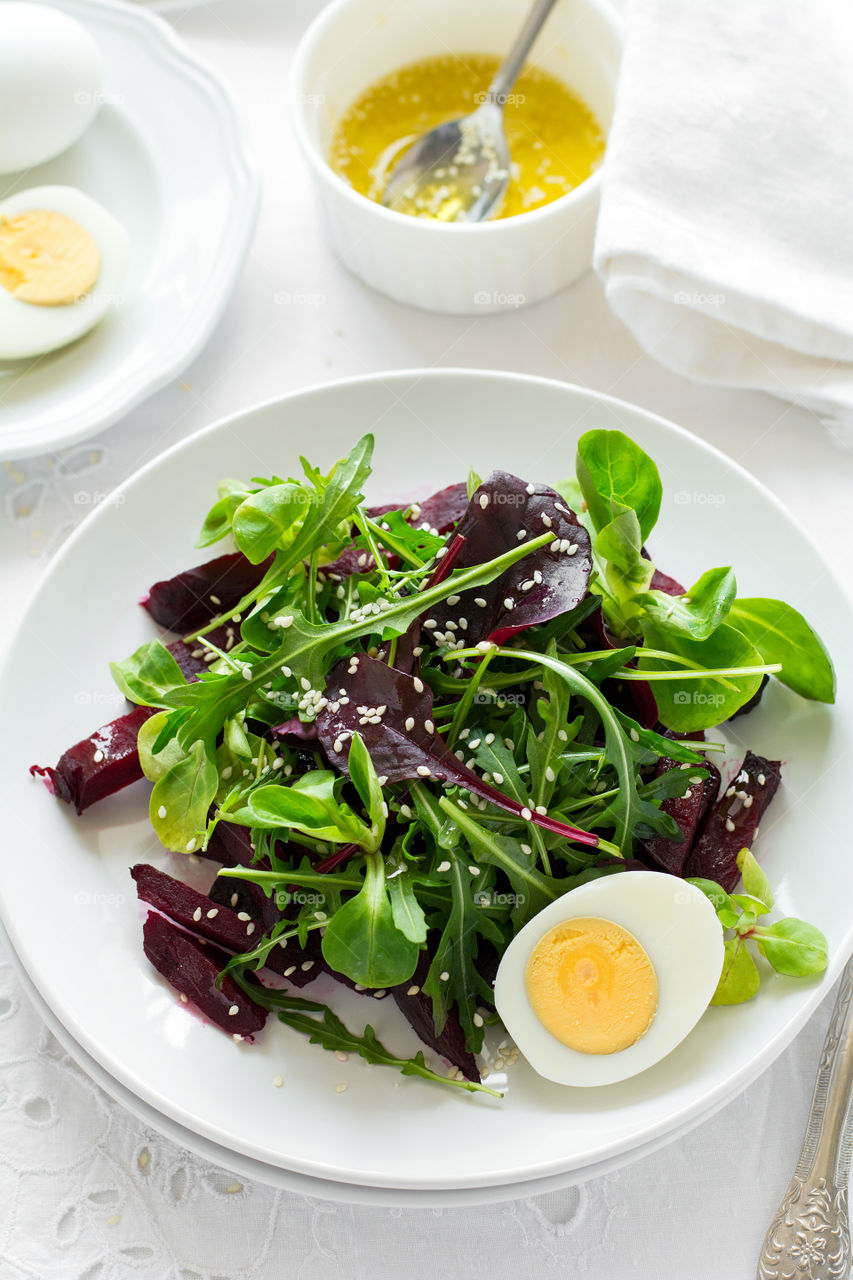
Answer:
[
  {"left": 1, "top": 919, "right": 767, "bottom": 1207},
  {"left": 0, "top": 369, "right": 850, "bottom": 1193},
  {"left": 0, "top": 0, "right": 259, "bottom": 460}
]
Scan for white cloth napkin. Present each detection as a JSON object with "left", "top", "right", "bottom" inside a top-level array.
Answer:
[{"left": 594, "top": 0, "right": 853, "bottom": 436}]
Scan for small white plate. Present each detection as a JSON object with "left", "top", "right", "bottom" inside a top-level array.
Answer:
[
  {"left": 0, "top": 0, "right": 259, "bottom": 460},
  {"left": 1, "top": 370, "right": 850, "bottom": 1194}
]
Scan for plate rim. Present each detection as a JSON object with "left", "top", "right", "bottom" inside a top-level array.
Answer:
[
  {"left": 0, "top": 0, "right": 261, "bottom": 460},
  {"left": 2, "top": 366, "right": 851, "bottom": 1189}
]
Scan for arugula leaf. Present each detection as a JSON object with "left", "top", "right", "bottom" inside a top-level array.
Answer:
[
  {"left": 728, "top": 598, "right": 836, "bottom": 704},
  {"left": 110, "top": 640, "right": 188, "bottom": 709},
  {"left": 633, "top": 567, "right": 737, "bottom": 641},
  {"left": 235, "top": 983, "right": 501, "bottom": 1096},
  {"left": 576, "top": 429, "right": 662, "bottom": 541},
  {"left": 423, "top": 849, "right": 505, "bottom": 1054}
]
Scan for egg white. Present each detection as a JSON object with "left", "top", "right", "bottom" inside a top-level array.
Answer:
[
  {"left": 0, "top": 185, "right": 130, "bottom": 360},
  {"left": 0, "top": 4, "right": 103, "bottom": 173},
  {"left": 493, "top": 871, "right": 724, "bottom": 1087}
]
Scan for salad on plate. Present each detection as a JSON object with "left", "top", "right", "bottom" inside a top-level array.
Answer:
[{"left": 32, "top": 430, "right": 835, "bottom": 1096}]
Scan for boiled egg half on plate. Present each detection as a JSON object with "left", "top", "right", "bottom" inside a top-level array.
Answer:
[
  {"left": 0, "top": 185, "right": 130, "bottom": 360},
  {"left": 494, "top": 871, "right": 724, "bottom": 1086}
]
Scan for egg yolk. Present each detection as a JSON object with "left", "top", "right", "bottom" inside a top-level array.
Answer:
[
  {"left": 330, "top": 53, "right": 604, "bottom": 221},
  {"left": 0, "top": 209, "right": 100, "bottom": 306},
  {"left": 525, "top": 917, "right": 658, "bottom": 1055}
]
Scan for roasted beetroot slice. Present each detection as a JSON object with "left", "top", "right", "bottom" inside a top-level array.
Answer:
[
  {"left": 30, "top": 705, "right": 156, "bottom": 814},
  {"left": 132, "top": 863, "right": 266, "bottom": 955},
  {"left": 684, "top": 752, "right": 782, "bottom": 891},
  {"left": 142, "top": 551, "right": 273, "bottom": 632},
  {"left": 203, "top": 821, "right": 261, "bottom": 869},
  {"left": 391, "top": 955, "right": 479, "bottom": 1082},
  {"left": 142, "top": 911, "right": 266, "bottom": 1036},
  {"left": 643, "top": 755, "right": 722, "bottom": 876},
  {"left": 166, "top": 625, "right": 238, "bottom": 682}
]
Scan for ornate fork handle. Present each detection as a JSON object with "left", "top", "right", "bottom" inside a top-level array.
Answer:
[{"left": 758, "top": 956, "right": 853, "bottom": 1279}]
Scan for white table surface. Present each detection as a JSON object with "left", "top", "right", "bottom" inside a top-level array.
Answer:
[{"left": 2, "top": 2, "right": 853, "bottom": 1277}]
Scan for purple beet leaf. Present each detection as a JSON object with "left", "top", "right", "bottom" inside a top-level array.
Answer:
[
  {"left": 422, "top": 471, "right": 592, "bottom": 648},
  {"left": 315, "top": 654, "right": 603, "bottom": 849}
]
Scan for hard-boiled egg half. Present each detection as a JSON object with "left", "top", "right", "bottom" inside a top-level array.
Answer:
[
  {"left": 494, "top": 871, "right": 724, "bottom": 1087},
  {"left": 0, "top": 185, "right": 129, "bottom": 359}
]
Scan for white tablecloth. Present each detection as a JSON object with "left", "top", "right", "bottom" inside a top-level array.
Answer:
[{"left": 3, "top": 3, "right": 853, "bottom": 1276}]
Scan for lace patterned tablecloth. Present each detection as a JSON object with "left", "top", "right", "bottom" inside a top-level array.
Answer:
[{"left": 2, "top": 3, "right": 853, "bottom": 1277}]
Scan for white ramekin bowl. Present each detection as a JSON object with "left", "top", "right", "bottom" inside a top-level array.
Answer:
[{"left": 290, "top": 0, "right": 622, "bottom": 315}]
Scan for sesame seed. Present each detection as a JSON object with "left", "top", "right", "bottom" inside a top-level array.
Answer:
[
  {"left": 541, "top": 513, "right": 552, "bottom": 527},
  {"left": 526, "top": 483, "right": 535, "bottom": 495},
  {"left": 424, "top": 618, "right": 437, "bottom": 629},
  {"left": 629, "top": 728, "right": 640, "bottom": 742},
  {"left": 373, "top": 989, "right": 386, "bottom": 999},
  {"left": 567, "top": 543, "right": 579, "bottom": 556},
  {"left": 93, "top": 749, "right": 104, "bottom": 763},
  {"left": 232, "top": 1034, "right": 243, "bottom": 1043},
  {"left": 405, "top": 717, "right": 415, "bottom": 731},
  {"left": 743, "top": 795, "right": 754, "bottom": 808},
  {"left": 274, "top": 615, "right": 294, "bottom": 629},
  {"left": 180, "top": 994, "right": 188, "bottom": 1003},
  {"left": 416, "top": 765, "right": 431, "bottom": 777},
  {"left": 521, "top": 807, "right": 533, "bottom": 820},
  {"left": 468, "top": 738, "right": 481, "bottom": 749},
  {"left": 503, "top": 597, "right": 514, "bottom": 610},
  {"left": 758, "top": 773, "right": 766, "bottom": 786},
  {"left": 400, "top": 803, "right": 413, "bottom": 819},
  {"left": 284, "top": 965, "right": 296, "bottom": 977},
  {"left": 439, "top": 971, "right": 450, "bottom": 981},
  {"left": 228, "top": 1004, "right": 239, "bottom": 1017},
  {"left": 492, "top": 771, "right": 504, "bottom": 785},
  {"left": 241, "top": 667, "right": 252, "bottom": 681},
  {"left": 437, "top": 860, "right": 451, "bottom": 872},
  {"left": 424, "top": 719, "right": 435, "bottom": 734},
  {"left": 301, "top": 960, "right": 315, "bottom": 972},
  {"left": 186, "top": 838, "right": 196, "bottom": 852},
  {"left": 335, "top": 1083, "right": 347, "bottom": 1093},
  {"left": 516, "top": 529, "right": 527, "bottom": 541},
  {"left": 447, "top": 595, "right": 460, "bottom": 606},
  {"left": 230, "top": 893, "right": 238, "bottom": 907},
  {"left": 479, "top": 494, "right": 489, "bottom": 510},
  {"left": 412, "top": 645, "right": 423, "bottom": 657},
  {"left": 535, "top": 805, "right": 547, "bottom": 815},
  {"left": 725, "top": 818, "right": 736, "bottom": 832},
  {"left": 407, "top": 985, "right": 420, "bottom": 996},
  {"left": 333, "top": 738, "right": 343, "bottom": 753},
  {"left": 413, "top": 677, "right": 424, "bottom": 693},
  {"left": 435, "top": 547, "right": 448, "bottom": 559},
  {"left": 273, "top": 1074, "right": 284, "bottom": 1088},
  {"left": 521, "top": 843, "right": 532, "bottom": 855},
  {"left": 300, "top": 677, "right": 311, "bottom": 691},
  {"left": 237, "top": 912, "right": 251, "bottom": 922},
  {"left": 206, "top": 908, "right": 218, "bottom": 919},
  {"left": 468, "top": 865, "right": 480, "bottom": 876},
  {"left": 246, "top": 924, "right": 255, "bottom": 935},
  {"left": 473, "top": 1013, "right": 484, "bottom": 1027},
  {"left": 474, "top": 597, "right": 487, "bottom": 608}
]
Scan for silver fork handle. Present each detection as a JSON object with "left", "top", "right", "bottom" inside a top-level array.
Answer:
[
  {"left": 488, "top": 0, "right": 561, "bottom": 104},
  {"left": 758, "top": 956, "right": 853, "bottom": 1279}
]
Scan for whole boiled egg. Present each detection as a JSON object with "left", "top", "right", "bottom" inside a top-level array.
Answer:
[
  {"left": 0, "top": 4, "right": 104, "bottom": 173},
  {"left": 494, "top": 871, "right": 723, "bottom": 1087},
  {"left": 0, "top": 185, "right": 129, "bottom": 359}
]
